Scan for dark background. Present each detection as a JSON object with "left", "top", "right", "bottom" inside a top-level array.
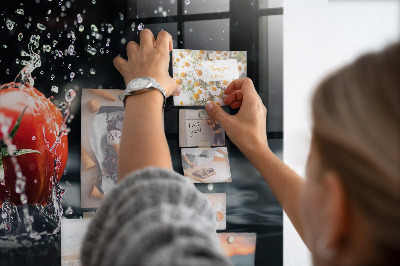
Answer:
[{"left": 0, "top": 0, "right": 283, "bottom": 265}]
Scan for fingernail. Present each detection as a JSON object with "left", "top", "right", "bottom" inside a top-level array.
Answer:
[
  {"left": 206, "top": 102, "right": 214, "bottom": 112},
  {"left": 177, "top": 86, "right": 182, "bottom": 95}
]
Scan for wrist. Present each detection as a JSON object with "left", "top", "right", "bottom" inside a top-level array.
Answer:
[{"left": 125, "top": 90, "right": 164, "bottom": 111}]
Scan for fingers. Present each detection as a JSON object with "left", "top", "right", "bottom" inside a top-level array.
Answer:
[
  {"left": 113, "top": 56, "right": 127, "bottom": 73},
  {"left": 126, "top": 41, "right": 139, "bottom": 60},
  {"left": 156, "top": 31, "right": 173, "bottom": 53},
  {"left": 171, "top": 86, "right": 182, "bottom": 96},
  {"left": 224, "top": 78, "right": 256, "bottom": 96},
  {"left": 139, "top": 29, "right": 155, "bottom": 51},
  {"left": 223, "top": 90, "right": 243, "bottom": 106},
  {"left": 205, "top": 102, "right": 230, "bottom": 127}
]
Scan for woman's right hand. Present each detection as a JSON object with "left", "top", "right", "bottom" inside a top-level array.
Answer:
[{"left": 205, "top": 78, "right": 269, "bottom": 155}]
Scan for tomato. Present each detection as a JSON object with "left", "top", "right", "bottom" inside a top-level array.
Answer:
[{"left": 0, "top": 83, "right": 68, "bottom": 206}]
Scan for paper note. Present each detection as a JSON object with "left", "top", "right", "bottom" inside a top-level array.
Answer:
[
  {"left": 204, "top": 193, "right": 227, "bottom": 230},
  {"left": 173, "top": 49, "right": 247, "bottom": 106},
  {"left": 179, "top": 109, "right": 226, "bottom": 148},
  {"left": 181, "top": 147, "right": 231, "bottom": 183}
]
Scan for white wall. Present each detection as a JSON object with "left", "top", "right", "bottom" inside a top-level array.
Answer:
[{"left": 284, "top": 1, "right": 400, "bottom": 265}]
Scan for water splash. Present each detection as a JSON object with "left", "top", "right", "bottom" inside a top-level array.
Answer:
[{"left": 14, "top": 35, "right": 41, "bottom": 87}]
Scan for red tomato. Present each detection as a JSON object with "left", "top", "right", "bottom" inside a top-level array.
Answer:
[{"left": 0, "top": 83, "right": 68, "bottom": 206}]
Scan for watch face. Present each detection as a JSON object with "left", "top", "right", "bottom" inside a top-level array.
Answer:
[{"left": 130, "top": 77, "right": 151, "bottom": 90}]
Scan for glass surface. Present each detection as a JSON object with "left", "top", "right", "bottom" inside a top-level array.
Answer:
[
  {"left": 184, "top": 19, "right": 230, "bottom": 50},
  {"left": 259, "top": 15, "right": 283, "bottom": 132},
  {"left": 183, "top": 0, "right": 229, "bottom": 15},
  {"left": 127, "top": 0, "right": 178, "bottom": 19},
  {"left": 259, "top": 0, "right": 283, "bottom": 9},
  {"left": 1, "top": 0, "right": 283, "bottom": 265}
]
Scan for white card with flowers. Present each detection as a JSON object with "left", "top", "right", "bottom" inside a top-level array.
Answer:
[{"left": 172, "top": 49, "right": 247, "bottom": 106}]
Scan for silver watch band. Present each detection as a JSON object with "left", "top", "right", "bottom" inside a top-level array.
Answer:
[{"left": 121, "top": 77, "right": 166, "bottom": 109}]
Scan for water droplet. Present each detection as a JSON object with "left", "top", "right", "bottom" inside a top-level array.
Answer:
[
  {"left": 34, "top": 179, "right": 38, "bottom": 183},
  {"left": 47, "top": 9, "right": 52, "bottom": 14},
  {"left": 92, "top": 0, "right": 96, "bottom": 4},
  {"left": 119, "top": 13, "right": 124, "bottom": 20},
  {"left": 69, "top": 72, "right": 75, "bottom": 79},
  {"left": 86, "top": 45, "right": 97, "bottom": 55},
  {"left": 79, "top": 25, "right": 84, "bottom": 32},
  {"left": 131, "top": 22, "right": 135, "bottom": 31},
  {"left": 91, "top": 24, "right": 98, "bottom": 32},
  {"left": 3, "top": 45, "right": 7, "bottom": 49},
  {"left": 53, "top": 40, "right": 58, "bottom": 47},
  {"left": 154, "top": 10, "right": 157, "bottom": 14},
  {"left": 6, "top": 69, "right": 10, "bottom": 74},
  {"left": 185, "top": 0, "right": 190, "bottom": 5},
  {"left": 100, "top": 48, "right": 104, "bottom": 54},
  {"left": 138, "top": 23, "right": 144, "bottom": 31},
  {"left": 16, "top": 9, "right": 25, "bottom": 15},
  {"left": 51, "top": 74, "right": 55, "bottom": 80},
  {"left": 65, "top": 1, "right": 71, "bottom": 8},
  {"left": 32, "top": 136, "right": 36, "bottom": 140},
  {"left": 16, "top": 59, "right": 20, "bottom": 64},
  {"left": 162, "top": 11, "right": 167, "bottom": 17},
  {"left": 15, "top": 179, "right": 25, "bottom": 194},
  {"left": 65, "top": 206, "right": 73, "bottom": 215},
  {"left": 121, "top": 38, "right": 126, "bottom": 44},
  {"left": 90, "top": 68, "right": 95, "bottom": 74},
  {"left": 51, "top": 85, "right": 58, "bottom": 93},
  {"left": 77, "top": 14, "right": 83, "bottom": 23},
  {"left": 43, "top": 44, "right": 51, "bottom": 52},
  {"left": 107, "top": 24, "right": 114, "bottom": 33},
  {"left": 67, "top": 45, "right": 75, "bottom": 55},
  {"left": 158, "top": 6, "right": 163, "bottom": 12},
  {"left": 6, "top": 20, "right": 16, "bottom": 30},
  {"left": 18, "top": 33, "right": 23, "bottom": 41},
  {"left": 37, "top": 23, "right": 46, "bottom": 31},
  {"left": 65, "top": 89, "right": 76, "bottom": 103}
]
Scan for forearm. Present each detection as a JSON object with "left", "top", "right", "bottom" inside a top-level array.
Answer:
[
  {"left": 242, "top": 143, "right": 305, "bottom": 240},
  {"left": 118, "top": 90, "right": 172, "bottom": 181}
]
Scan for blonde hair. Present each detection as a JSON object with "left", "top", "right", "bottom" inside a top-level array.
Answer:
[{"left": 312, "top": 43, "right": 400, "bottom": 264}]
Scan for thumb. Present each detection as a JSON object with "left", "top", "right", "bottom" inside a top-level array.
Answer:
[{"left": 205, "top": 102, "right": 230, "bottom": 127}]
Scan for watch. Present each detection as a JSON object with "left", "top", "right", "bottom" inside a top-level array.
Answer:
[{"left": 120, "top": 77, "right": 166, "bottom": 109}]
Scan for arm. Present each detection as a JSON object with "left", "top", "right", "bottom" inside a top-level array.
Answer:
[
  {"left": 205, "top": 78, "right": 306, "bottom": 241},
  {"left": 81, "top": 30, "right": 232, "bottom": 266},
  {"left": 113, "top": 30, "right": 178, "bottom": 181},
  {"left": 182, "top": 154, "right": 197, "bottom": 167}
]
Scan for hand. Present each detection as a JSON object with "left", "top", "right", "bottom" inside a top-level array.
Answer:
[
  {"left": 205, "top": 78, "right": 269, "bottom": 155},
  {"left": 113, "top": 29, "right": 179, "bottom": 97},
  {"left": 189, "top": 162, "right": 197, "bottom": 167}
]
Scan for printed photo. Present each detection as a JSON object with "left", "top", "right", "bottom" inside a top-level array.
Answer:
[
  {"left": 181, "top": 147, "right": 231, "bottom": 183},
  {"left": 173, "top": 49, "right": 247, "bottom": 106},
  {"left": 204, "top": 193, "right": 226, "bottom": 230},
  {"left": 80, "top": 88, "right": 125, "bottom": 208},
  {"left": 179, "top": 109, "right": 225, "bottom": 147},
  {"left": 218, "top": 233, "right": 257, "bottom": 266}
]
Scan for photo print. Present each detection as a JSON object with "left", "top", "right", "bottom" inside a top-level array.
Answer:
[
  {"left": 179, "top": 109, "right": 225, "bottom": 147},
  {"left": 80, "top": 88, "right": 125, "bottom": 208},
  {"left": 218, "top": 233, "right": 257, "bottom": 266},
  {"left": 172, "top": 49, "right": 247, "bottom": 106},
  {"left": 204, "top": 193, "right": 227, "bottom": 230},
  {"left": 181, "top": 147, "right": 231, "bottom": 183}
]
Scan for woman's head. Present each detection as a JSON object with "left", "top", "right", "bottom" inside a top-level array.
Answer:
[{"left": 302, "top": 43, "right": 400, "bottom": 265}]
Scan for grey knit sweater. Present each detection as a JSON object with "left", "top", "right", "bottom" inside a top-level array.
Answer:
[{"left": 80, "top": 167, "right": 232, "bottom": 266}]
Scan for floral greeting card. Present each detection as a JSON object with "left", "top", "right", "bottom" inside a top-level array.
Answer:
[{"left": 173, "top": 49, "right": 247, "bottom": 106}]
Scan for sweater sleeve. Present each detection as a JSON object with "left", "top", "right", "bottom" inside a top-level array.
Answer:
[{"left": 80, "top": 167, "right": 232, "bottom": 266}]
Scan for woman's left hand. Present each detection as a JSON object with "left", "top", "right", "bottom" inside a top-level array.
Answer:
[{"left": 113, "top": 29, "right": 179, "bottom": 97}]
